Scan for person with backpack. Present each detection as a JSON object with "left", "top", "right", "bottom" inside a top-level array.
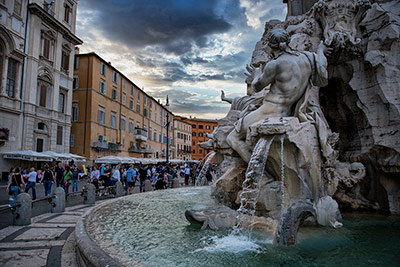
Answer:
[
  {"left": 126, "top": 164, "right": 137, "bottom": 195},
  {"left": 40, "top": 164, "right": 56, "bottom": 197},
  {"left": 6, "top": 168, "right": 25, "bottom": 206}
]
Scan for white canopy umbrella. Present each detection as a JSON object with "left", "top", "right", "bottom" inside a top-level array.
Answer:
[
  {"left": 42, "top": 151, "right": 71, "bottom": 161},
  {"left": 64, "top": 153, "right": 86, "bottom": 161},
  {"left": 2, "top": 150, "right": 54, "bottom": 162}
]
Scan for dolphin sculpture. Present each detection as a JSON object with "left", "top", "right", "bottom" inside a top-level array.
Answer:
[{"left": 185, "top": 206, "right": 238, "bottom": 230}]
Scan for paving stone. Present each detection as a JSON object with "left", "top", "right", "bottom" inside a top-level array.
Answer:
[
  {"left": 13, "top": 227, "right": 67, "bottom": 241},
  {"left": 46, "top": 215, "right": 80, "bottom": 224},
  {"left": 0, "top": 248, "right": 49, "bottom": 267}
]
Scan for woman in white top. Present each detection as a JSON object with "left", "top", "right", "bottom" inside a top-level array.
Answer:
[{"left": 112, "top": 165, "right": 121, "bottom": 182}]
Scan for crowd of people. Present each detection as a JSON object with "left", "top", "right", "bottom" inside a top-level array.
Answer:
[{"left": 5, "top": 161, "right": 211, "bottom": 206}]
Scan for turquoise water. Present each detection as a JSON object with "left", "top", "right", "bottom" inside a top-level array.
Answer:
[{"left": 87, "top": 187, "right": 400, "bottom": 267}]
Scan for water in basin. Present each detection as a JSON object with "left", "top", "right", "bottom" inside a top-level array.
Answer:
[{"left": 86, "top": 186, "right": 400, "bottom": 267}]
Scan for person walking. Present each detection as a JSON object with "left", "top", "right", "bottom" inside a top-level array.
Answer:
[
  {"left": 71, "top": 165, "right": 80, "bottom": 192},
  {"left": 40, "top": 164, "right": 55, "bottom": 197},
  {"left": 184, "top": 166, "right": 191, "bottom": 186},
  {"left": 63, "top": 165, "right": 73, "bottom": 194},
  {"left": 24, "top": 167, "right": 37, "bottom": 200},
  {"left": 112, "top": 165, "right": 121, "bottom": 183},
  {"left": 139, "top": 165, "right": 147, "bottom": 193},
  {"left": 126, "top": 164, "right": 136, "bottom": 195},
  {"left": 55, "top": 162, "right": 64, "bottom": 187},
  {"left": 7, "top": 168, "right": 15, "bottom": 201},
  {"left": 6, "top": 168, "right": 25, "bottom": 206}
]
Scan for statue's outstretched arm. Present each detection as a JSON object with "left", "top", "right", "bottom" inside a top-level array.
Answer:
[
  {"left": 221, "top": 90, "right": 233, "bottom": 104},
  {"left": 252, "top": 61, "right": 277, "bottom": 92}
]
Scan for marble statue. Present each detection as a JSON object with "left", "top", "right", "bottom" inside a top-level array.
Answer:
[{"left": 193, "top": 0, "right": 400, "bottom": 246}]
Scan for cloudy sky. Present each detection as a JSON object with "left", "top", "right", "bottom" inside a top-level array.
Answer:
[{"left": 76, "top": 0, "right": 287, "bottom": 119}]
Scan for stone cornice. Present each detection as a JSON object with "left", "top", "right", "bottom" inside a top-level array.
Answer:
[{"left": 28, "top": 3, "right": 83, "bottom": 45}]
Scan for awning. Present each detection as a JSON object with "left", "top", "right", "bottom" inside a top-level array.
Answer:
[{"left": 2, "top": 150, "right": 54, "bottom": 162}]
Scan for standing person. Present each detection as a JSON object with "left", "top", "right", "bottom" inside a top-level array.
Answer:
[
  {"left": 55, "top": 162, "right": 64, "bottom": 187},
  {"left": 40, "top": 164, "right": 55, "bottom": 197},
  {"left": 126, "top": 164, "right": 136, "bottom": 195},
  {"left": 184, "top": 166, "right": 191, "bottom": 186},
  {"left": 139, "top": 164, "right": 147, "bottom": 193},
  {"left": 7, "top": 168, "right": 15, "bottom": 201},
  {"left": 104, "top": 165, "right": 112, "bottom": 195},
  {"left": 112, "top": 165, "right": 121, "bottom": 183},
  {"left": 90, "top": 166, "right": 100, "bottom": 189},
  {"left": 24, "top": 167, "right": 37, "bottom": 200},
  {"left": 6, "top": 168, "right": 25, "bottom": 206},
  {"left": 63, "top": 165, "right": 73, "bottom": 194},
  {"left": 71, "top": 165, "right": 80, "bottom": 192}
]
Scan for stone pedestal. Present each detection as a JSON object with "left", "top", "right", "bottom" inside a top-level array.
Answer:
[
  {"left": 115, "top": 181, "right": 125, "bottom": 197},
  {"left": 144, "top": 180, "right": 153, "bottom": 192},
  {"left": 83, "top": 183, "right": 96, "bottom": 205},
  {"left": 171, "top": 178, "right": 180, "bottom": 188},
  {"left": 52, "top": 187, "right": 65, "bottom": 213},
  {"left": 13, "top": 193, "right": 31, "bottom": 226}
]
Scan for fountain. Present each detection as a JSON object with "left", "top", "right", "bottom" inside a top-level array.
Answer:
[{"left": 75, "top": 0, "right": 400, "bottom": 265}]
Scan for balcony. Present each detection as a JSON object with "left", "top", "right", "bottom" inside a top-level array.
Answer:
[
  {"left": 91, "top": 140, "right": 121, "bottom": 152},
  {"left": 128, "top": 146, "right": 154, "bottom": 154},
  {"left": 92, "top": 140, "right": 108, "bottom": 150},
  {"left": 108, "top": 142, "right": 121, "bottom": 152},
  {"left": 135, "top": 128, "right": 147, "bottom": 141}
]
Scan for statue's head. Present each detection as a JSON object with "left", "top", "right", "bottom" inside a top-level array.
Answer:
[{"left": 266, "top": 28, "right": 290, "bottom": 51}]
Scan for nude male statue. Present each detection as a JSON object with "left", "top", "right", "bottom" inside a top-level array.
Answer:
[{"left": 226, "top": 28, "right": 328, "bottom": 163}]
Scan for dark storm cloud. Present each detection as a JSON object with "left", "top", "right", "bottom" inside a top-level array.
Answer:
[{"left": 79, "top": 0, "right": 233, "bottom": 55}]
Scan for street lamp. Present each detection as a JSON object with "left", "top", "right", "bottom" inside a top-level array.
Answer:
[{"left": 165, "top": 96, "right": 170, "bottom": 164}]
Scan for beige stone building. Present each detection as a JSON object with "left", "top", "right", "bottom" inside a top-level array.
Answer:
[
  {"left": 0, "top": 0, "right": 81, "bottom": 175},
  {"left": 173, "top": 116, "right": 192, "bottom": 161},
  {"left": 71, "top": 52, "right": 174, "bottom": 163}
]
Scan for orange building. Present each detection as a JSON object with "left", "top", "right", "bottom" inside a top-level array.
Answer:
[
  {"left": 186, "top": 117, "right": 217, "bottom": 161},
  {"left": 70, "top": 52, "right": 174, "bottom": 163}
]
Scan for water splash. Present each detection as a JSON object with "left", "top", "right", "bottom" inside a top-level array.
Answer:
[
  {"left": 196, "top": 151, "right": 216, "bottom": 186},
  {"left": 235, "top": 136, "right": 275, "bottom": 234},
  {"left": 193, "top": 234, "right": 268, "bottom": 254},
  {"left": 280, "top": 134, "right": 285, "bottom": 210}
]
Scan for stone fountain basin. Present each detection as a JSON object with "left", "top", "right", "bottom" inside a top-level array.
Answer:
[{"left": 75, "top": 187, "right": 400, "bottom": 267}]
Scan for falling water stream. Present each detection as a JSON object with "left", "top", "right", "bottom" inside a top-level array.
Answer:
[
  {"left": 235, "top": 136, "right": 276, "bottom": 234},
  {"left": 195, "top": 151, "right": 216, "bottom": 186},
  {"left": 280, "top": 134, "right": 285, "bottom": 210}
]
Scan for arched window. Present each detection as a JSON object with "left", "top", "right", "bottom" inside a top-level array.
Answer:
[{"left": 37, "top": 71, "right": 53, "bottom": 108}]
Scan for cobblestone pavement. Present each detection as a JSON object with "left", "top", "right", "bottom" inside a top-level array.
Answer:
[{"left": 0, "top": 203, "right": 100, "bottom": 267}]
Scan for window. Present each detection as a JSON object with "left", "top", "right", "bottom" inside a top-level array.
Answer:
[
  {"left": 111, "top": 112, "right": 117, "bottom": 128},
  {"left": 177, "top": 132, "right": 180, "bottom": 139},
  {"left": 206, "top": 125, "right": 210, "bottom": 129},
  {"left": 38, "top": 123, "right": 45, "bottom": 130},
  {"left": 100, "top": 80, "right": 106, "bottom": 94},
  {"left": 57, "top": 126, "right": 63, "bottom": 145},
  {"left": 150, "top": 101, "right": 152, "bottom": 108},
  {"left": 41, "top": 30, "right": 55, "bottom": 61},
  {"left": 61, "top": 47, "right": 70, "bottom": 72},
  {"left": 6, "top": 59, "right": 17, "bottom": 98},
  {"left": 192, "top": 125, "right": 196, "bottom": 128},
  {"left": 0, "top": 43, "right": 3, "bottom": 82},
  {"left": 136, "top": 103, "right": 140, "bottom": 113},
  {"left": 72, "top": 106, "right": 78, "bottom": 121},
  {"left": 123, "top": 79, "right": 126, "bottom": 89},
  {"left": 199, "top": 149, "right": 202, "bottom": 154},
  {"left": 100, "top": 62, "right": 106, "bottom": 75},
  {"left": 137, "top": 91, "right": 140, "bottom": 100},
  {"left": 199, "top": 133, "right": 203, "bottom": 137},
  {"left": 122, "top": 138, "right": 125, "bottom": 148},
  {"left": 149, "top": 128, "right": 152, "bottom": 140},
  {"left": 144, "top": 95, "right": 146, "bottom": 105},
  {"left": 129, "top": 120, "right": 133, "bottom": 133},
  {"left": 129, "top": 99, "right": 134, "bottom": 110},
  {"left": 37, "top": 138, "right": 44, "bottom": 152},
  {"left": 112, "top": 88, "right": 118, "bottom": 100},
  {"left": 64, "top": 2, "right": 72, "bottom": 23},
  {"left": 39, "top": 85, "right": 47, "bottom": 107},
  {"left": 121, "top": 116, "right": 126, "bottom": 131},
  {"left": 130, "top": 85, "right": 134, "bottom": 95},
  {"left": 58, "top": 93, "right": 65, "bottom": 113},
  {"left": 70, "top": 134, "right": 74, "bottom": 148},
  {"left": 149, "top": 111, "right": 152, "bottom": 121},
  {"left": 14, "top": 0, "right": 22, "bottom": 16},
  {"left": 112, "top": 71, "right": 119, "bottom": 84},
  {"left": 73, "top": 76, "right": 79, "bottom": 89},
  {"left": 163, "top": 135, "right": 167, "bottom": 144},
  {"left": 199, "top": 125, "right": 203, "bottom": 129},
  {"left": 192, "top": 132, "right": 196, "bottom": 136},
  {"left": 74, "top": 56, "right": 79, "bottom": 69},
  {"left": 193, "top": 149, "right": 195, "bottom": 154},
  {"left": 122, "top": 94, "right": 126, "bottom": 105},
  {"left": 159, "top": 134, "right": 161, "bottom": 143},
  {"left": 154, "top": 131, "right": 157, "bottom": 141},
  {"left": 98, "top": 106, "right": 105, "bottom": 125},
  {"left": 143, "top": 108, "right": 147, "bottom": 117}
]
